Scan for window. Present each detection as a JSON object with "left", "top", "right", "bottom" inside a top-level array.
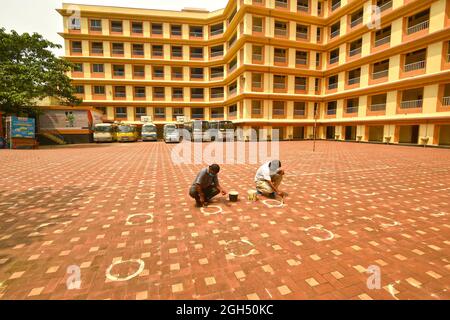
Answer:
[
  {"left": 211, "top": 87, "right": 224, "bottom": 99},
  {"left": 210, "top": 45, "right": 224, "bottom": 58},
  {"left": 330, "top": 22, "right": 340, "bottom": 39},
  {"left": 275, "top": 0, "right": 288, "bottom": 9},
  {"left": 328, "top": 75, "right": 338, "bottom": 90},
  {"left": 229, "top": 57, "right": 238, "bottom": 72},
  {"left": 114, "top": 86, "right": 126, "bottom": 98},
  {"left": 171, "top": 25, "right": 182, "bottom": 37},
  {"left": 296, "top": 51, "right": 308, "bottom": 66},
  {"left": 400, "top": 88, "right": 424, "bottom": 109},
  {"left": 377, "top": 0, "right": 392, "bottom": 12},
  {"left": 252, "top": 45, "right": 263, "bottom": 62},
  {"left": 153, "top": 87, "right": 165, "bottom": 99},
  {"left": 273, "top": 75, "right": 286, "bottom": 90},
  {"left": 296, "top": 24, "right": 309, "bottom": 40},
  {"left": 190, "top": 67, "right": 204, "bottom": 80},
  {"left": 210, "top": 23, "right": 224, "bottom": 36},
  {"left": 229, "top": 104, "right": 238, "bottom": 117},
  {"left": 295, "top": 77, "right": 307, "bottom": 91},
  {"left": 404, "top": 49, "right": 427, "bottom": 72},
  {"left": 253, "top": 17, "right": 263, "bottom": 33},
  {"left": 274, "top": 48, "right": 287, "bottom": 64},
  {"left": 115, "top": 107, "right": 127, "bottom": 118},
  {"left": 228, "top": 33, "right": 237, "bottom": 48},
  {"left": 90, "top": 19, "right": 102, "bottom": 32},
  {"left": 171, "top": 67, "right": 183, "bottom": 79},
  {"left": 152, "top": 23, "right": 163, "bottom": 35},
  {"left": 228, "top": 82, "right": 238, "bottom": 95},
  {"left": 153, "top": 66, "right": 164, "bottom": 78},
  {"left": 93, "top": 86, "right": 105, "bottom": 95},
  {"left": 154, "top": 108, "right": 165, "bottom": 119},
  {"left": 191, "top": 88, "right": 204, "bottom": 99},
  {"left": 190, "top": 47, "right": 204, "bottom": 59},
  {"left": 71, "top": 41, "right": 82, "bottom": 53},
  {"left": 134, "top": 87, "right": 146, "bottom": 98},
  {"left": 136, "top": 107, "right": 147, "bottom": 117},
  {"left": 297, "top": 0, "right": 309, "bottom": 12},
  {"left": 74, "top": 85, "right": 84, "bottom": 94},
  {"left": 211, "top": 107, "right": 224, "bottom": 119},
  {"left": 372, "top": 59, "right": 389, "bottom": 79},
  {"left": 406, "top": 9, "right": 430, "bottom": 35},
  {"left": 273, "top": 101, "right": 285, "bottom": 116},
  {"left": 69, "top": 18, "right": 81, "bottom": 31},
  {"left": 329, "top": 48, "right": 339, "bottom": 64},
  {"left": 190, "top": 26, "right": 203, "bottom": 38},
  {"left": 370, "top": 94, "right": 387, "bottom": 111},
  {"left": 274, "top": 21, "right": 288, "bottom": 37},
  {"left": 211, "top": 66, "right": 224, "bottom": 79},
  {"left": 133, "top": 65, "right": 145, "bottom": 78},
  {"left": 294, "top": 102, "right": 306, "bottom": 116},
  {"left": 172, "top": 88, "right": 184, "bottom": 99},
  {"left": 73, "top": 63, "right": 83, "bottom": 72},
  {"left": 327, "top": 101, "right": 337, "bottom": 115},
  {"left": 173, "top": 108, "right": 184, "bottom": 117},
  {"left": 132, "top": 44, "right": 144, "bottom": 56},
  {"left": 131, "top": 22, "right": 143, "bottom": 34},
  {"left": 346, "top": 98, "right": 359, "bottom": 113},
  {"left": 252, "top": 73, "right": 263, "bottom": 89},
  {"left": 317, "top": 27, "right": 322, "bottom": 42},
  {"left": 331, "top": 0, "right": 341, "bottom": 11},
  {"left": 374, "top": 26, "right": 391, "bottom": 47},
  {"left": 252, "top": 100, "right": 262, "bottom": 115},
  {"left": 152, "top": 45, "right": 164, "bottom": 58},
  {"left": 91, "top": 42, "right": 103, "bottom": 54},
  {"left": 171, "top": 46, "right": 183, "bottom": 58},
  {"left": 112, "top": 43, "right": 124, "bottom": 55},
  {"left": 92, "top": 64, "right": 104, "bottom": 73},
  {"left": 191, "top": 108, "right": 204, "bottom": 119},
  {"left": 228, "top": 7, "right": 237, "bottom": 24},
  {"left": 350, "top": 9, "right": 364, "bottom": 28},
  {"left": 348, "top": 67, "right": 362, "bottom": 85},
  {"left": 113, "top": 65, "right": 125, "bottom": 77},
  {"left": 111, "top": 21, "right": 123, "bottom": 33}
]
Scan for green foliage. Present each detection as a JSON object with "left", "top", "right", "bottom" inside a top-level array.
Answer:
[{"left": 0, "top": 28, "right": 81, "bottom": 117}]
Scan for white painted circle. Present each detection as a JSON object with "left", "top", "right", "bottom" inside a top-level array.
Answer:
[
  {"left": 351, "top": 189, "right": 378, "bottom": 196},
  {"left": 311, "top": 194, "right": 332, "bottom": 201},
  {"left": 106, "top": 259, "right": 145, "bottom": 282},
  {"left": 305, "top": 226, "right": 335, "bottom": 242},
  {"left": 126, "top": 213, "right": 154, "bottom": 226},
  {"left": 225, "top": 240, "right": 256, "bottom": 257},
  {"left": 200, "top": 205, "right": 222, "bottom": 215},
  {"left": 262, "top": 199, "right": 284, "bottom": 208}
]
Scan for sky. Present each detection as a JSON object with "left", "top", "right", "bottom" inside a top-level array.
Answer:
[{"left": 0, "top": 0, "right": 229, "bottom": 56}]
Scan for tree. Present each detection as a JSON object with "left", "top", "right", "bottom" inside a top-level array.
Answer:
[{"left": 0, "top": 28, "right": 81, "bottom": 117}]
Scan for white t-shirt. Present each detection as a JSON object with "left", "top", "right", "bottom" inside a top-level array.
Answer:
[{"left": 255, "top": 161, "right": 273, "bottom": 182}]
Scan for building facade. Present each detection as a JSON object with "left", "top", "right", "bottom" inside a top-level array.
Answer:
[{"left": 58, "top": 0, "right": 450, "bottom": 145}]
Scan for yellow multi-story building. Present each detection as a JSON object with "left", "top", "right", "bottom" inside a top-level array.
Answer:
[{"left": 58, "top": 0, "right": 450, "bottom": 145}]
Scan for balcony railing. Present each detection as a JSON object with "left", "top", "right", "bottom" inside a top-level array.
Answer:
[
  {"left": 346, "top": 106, "right": 358, "bottom": 113},
  {"left": 407, "top": 20, "right": 429, "bottom": 35},
  {"left": 400, "top": 100, "right": 423, "bottom": 109},
  {"left": 274, "top": 83, "right": 286, "bottom": 89},
  {"left": 134, "top": 72, "right": 145, "bottom": 77},
  {"left": 274, "top": 56, "right": 287, "bottom": 63},
  {"left": 172, "top": 93, "right": 184, "bottom": 99},
  {"left": 327, "top": 108, "right": 337, "bottom": 115},
  {"left": 348, "top": 77, "right": 360, "bottom": 85},
  {"left": 211, "top": 29, "right": 224, "bottom": 36},
  {"left": 190, "top": 74, "right": 204, "bottom": 79},
  {"left": 275, "top": 28, "right": 287, "bottom": 36},
  {"left": 153, "top": 93, "right": 165, "bottom": 99},
  {"left": 229, "top": 88, "right": 238, "bottom": 95},
  {"left": 91, "top": 48, "right": 104, "bottom": 54},
  {"left": 370, "top": 103, "right": 386, "bottom": 111},
  {"left": 329, "top": 56, "right": 339, "bottom": 64},
  {"left": 295, "top": 84, "right": 306, "bottom": 91},
  {"left": 349, "top": 47, "right": 361, "bottom": 56},
  {"left": 404, "top": 60, "right": 425, "bottom": 72},
  {"left": 190, "top": 32, "right": 203, "bottom": 38},
  {"left": 275, "top": 1, "right": 288, "bottom": 8},
  {"left": 112, "top": 49, "right": 124, "bottom": 55},
  {"left": 191, "top": 94, "right": 204, "bottom": 99},
  {"left": 252, "top": 54, "right": 263, "bottom": 61},
  {"left": 296, "top": 58, "right": 307, "bottom": 65},
  {"left": 296, "top": 32, "right": 308, "bottom": 39},
  {"left": 375, "top": 35, "right": 391, "bottom": 47},
  {"left": 211, "top": 51, "right": 224, "bottom": 58},
  {"left": 133, "top": 50, "right": 144, "bottom": 56},
  {"left": 171, "top": 52, "right": 183, "bottom": 58},
  {"left": 152, "top": 51, "right": 164, "bottom": 57},
  {"left": 351, "top": 17, "right": 363, "bottom": 28},
  {"left": 190, "top": 53, "right": 204, "bottom": 59},
  {"left": 132, "top": 28, "right": 143, "bottom": 34},
  {"left": 297, "top": 4, "right": 309, "bottom": 12},
  {"left": 113, "top": 71, "right": 125, "bottom": 77},
  {"left": 253, "top": 26, "right": 263, "bottom": 33},
  {"left": 172, "top": 73, "right": 183, "bottom": 79},
  {"left": 372, "top": 70, "right": 389, "bottom": 79},
  {"left": 442, "top": 96, "right": 450, "bottom": 106},
  {"left": 111, "top": 27, "right": 123, "bottom": 33},
  {"left": 331, "top": 1, "right": 341, "bottom": 11},
  {"left": 294, "top": 110, "right": 306, "bottom": 116},
  {"left": 90, "top": 26, "right": 102, "bottom": 32},
  {"left": 135, "top": 93, "right": 146, "bottom": 98},
  {"left": 211, "top": 72, "right": 224, "bottom": 78},
  {"left": 328, "top": 83, "right": 338, "bottom": 90},
  {"left": 378, "top": 1, "right": 392, "bottom": 12},
  {"left": 116, "top": 113, "right": 127, "bottom": 118},
  {"left": 211, "top": 93, "right": 224, "bottom": 99},
  {"left": 252, "top": 82, "right": 262, "bottom": 88},
  {"left": 171, "top": 30, "right": 182, "bottom": 36},
  {"left": 115, "top": 92, "right": 126, "bottom": 98},
  {"left": 153, "top": 72, "right": 164, "bottom": 78},
  {"left": 330, "top": 29, "right": 340, "bottom": 38}
]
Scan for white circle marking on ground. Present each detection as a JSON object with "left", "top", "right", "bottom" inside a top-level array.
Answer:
[
  {"left": 225, "top": 240, "right": 256, "bottom": 257},
  {"left": 200, "top": 205, "right": 223, "bottom": 215},
  {"left": 304, "top": 226, "right": 335, "bottom": 242},
  {"left": 262, "top": 199, "right": 284, "bottom": 208},
  {"left": 126, "top": 213, "right": 154, "bottom": 226},
  {"left": 351, "top": 189, "right": 378, "bottom": 196},
  {"left": 105, "top": 259, "right": 145, "bottom": 282}
]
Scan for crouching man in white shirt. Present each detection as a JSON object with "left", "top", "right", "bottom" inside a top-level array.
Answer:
[{"left": 254, "top": 160, "right": 286, "bottom": 199}]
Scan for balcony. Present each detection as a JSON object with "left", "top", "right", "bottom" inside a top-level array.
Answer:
[
  {"left": 211, "top": 72, "right": 224, "bottom": 79},
  {"left": 153, "top": 72, "right": 164, "bottom": 78},
  {"left": 328, "top": 83, "right": 338, "bottom": 90},
  {"left": 296, "top": 32, "right": 308, "bottom": 40},
  {"left": 274, "top": 83, "right": 286, "bottom": 90},
  {"left": 190, "top": 74, "right": 204, "bottom": 80},
  {"left": 378, "top": 0, "right": 392, "bottom": 12},
  {"left": 190, "top": 32, "right": 203, "bottom": 38},
  {"left": 407, "top": 20, "right": 429, "bottom": 35},
  {"left": 327, "top": 108, "right": 337, "bottom": 115},
  {"left": 252, "top": 82, "right": 262, "bottom": 89},
  {"left": 274, "top": 56, "right": 287, "bottom": 64},
  {"left": 372, "top": 70, "right": 389, "bottom": 79},
  {"left": 172, "top": 93, "right": 184, "bottom": 99},
  {"left": 351, "top": 17, "right": 363, "bottom": 29},
  {"left": 329, "top": 56, "right": 339, "bottom": 65},
  {"left": 190, "top": 53, "right": 204, "bottom": 59},
  {"left": 400, "top": 100, "right": 423, "bottom": 109},
  {"left": 370, "top": 103, "right": 386, "bottom": 111},
  {"left": 275, "top": 0, "right": 288, "bottom": 8},
  {"left": 211, "top": 51, "right": 224, "bottom": 58},
  {"left": 111, "top": 27, "right": 123, "bottom": 33},
  {"left": 404, "top": 60, "right": 425, "bottom": 72},
  {"left": 375, "top": 35, "right": 390, "bottom": 47},
  {"left": 171, "top": 73, "right": 183, "bottom": 79},
  {"left": 331, "top": 1, "right": 341, "bottom": 11},
  {"left": 252, "top": 53, "right": 263, "bottom": 61},
  {"left": 330, "top": 29, "right": 340, "bottom": 39},
  {"left": 349, "top": 47, "right": 361, "bottom": 57},
  {"left": 275, "top": 28, "right": 288, "bottom": 37},
  {"left": 346, "top": 106, "right": 358, "bottom": 114},
  {"left": 211, "top": 92, "right": 224, "bottom": 99},
  {"left": 296, "top": 58, "right": 307, "bottom": 65},
  {"left": 229, "top": 88, "right": 238, "bottom": 96},
  {"left": 348, "top": 77, "right": 360, "bottom": 85},
  {"left": 442, "top": 96, "right": 450, "bottom": 106},
  {"left": 211, "top": 29, "right": 224, "bottom": 36},
  {"left": 191, "top": 94, "right": 204, "bottom": 99},
  {"left": 295, "top": 84, "right": 306, "bottom": 91},
  {"left": 171, "top": 30, "right": 182, "bottom": 37}
]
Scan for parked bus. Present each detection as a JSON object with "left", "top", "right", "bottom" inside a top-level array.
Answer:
[
  {"left": 184, "top": 120, "right": 211, "bottom": 142},
  {"left": 117, "top": 124, "right": 139, "bottom": 142},
  {"left": 163, "top": 124, "right": 181, "bottom": 143},
  {"left": 141, "top": 123, "right": 158, "bottom": 141},
  {"left": 210, "top": 121, "right": 235, "bottom": 141},
  {"left": 93, "top": 123, "right": 117, "bottom": 143}
]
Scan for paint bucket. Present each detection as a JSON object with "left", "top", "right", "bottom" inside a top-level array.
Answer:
[
  {"left": 229, "top": 191, "right": 239, "bottom": 202},
  {"left": 248, "top": 189, "right": 258, "bottom": 201}
]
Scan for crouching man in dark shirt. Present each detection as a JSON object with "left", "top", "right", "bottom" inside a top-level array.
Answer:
[{"left": 189, "top": 164, "right": 227, "bottom": 207}]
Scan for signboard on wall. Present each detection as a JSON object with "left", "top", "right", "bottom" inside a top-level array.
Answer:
[
  {"left": 8, "top": 116, "right": 35, "bottom": 139},
  {"left": 39, "top": 110, "right": 102, "bottom": 130}
]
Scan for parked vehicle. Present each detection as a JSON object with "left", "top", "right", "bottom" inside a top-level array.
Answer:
[
  {"left": 117, "top": 124, "right": 139, "bottom": 142},
  {"left": 142, "top": 123, "right": 158, "bottom": 141},
  {"left": 94, "top": 123, "right": 117, "bottom": 142},
  {"left": 163, "top": 124, "right": 181, "bottom": 143},
  {"left": 184, "top": 120, "right": 211, "bottom": 142},
  {"left": 209, "top": 120, "right": 235, "bottom": 141}
]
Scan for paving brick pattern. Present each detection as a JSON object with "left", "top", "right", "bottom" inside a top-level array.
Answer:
[{"left": 0, "top": 141, "right": 449, "bottom": 300}]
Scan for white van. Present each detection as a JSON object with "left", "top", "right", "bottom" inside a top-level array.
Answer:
[
  {"left": 142, "top": 123, "right": 158, "bottom": 141},
  {"left": 163, "top": 124, "right": 180, "bottom": 143},
  {"left": 93, "top": 123, "right": 117, "bottom": 142}
]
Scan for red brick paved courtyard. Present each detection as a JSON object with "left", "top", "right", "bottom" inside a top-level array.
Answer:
[{"left": 0, "top": 141, "right": 449, "bottom": 300}]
